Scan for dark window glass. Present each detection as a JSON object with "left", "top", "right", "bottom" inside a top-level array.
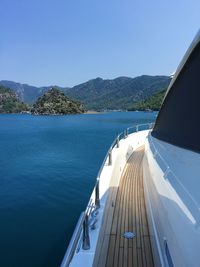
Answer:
[{"left": 152, "top": 42, "right": 200, "bottom": 153}]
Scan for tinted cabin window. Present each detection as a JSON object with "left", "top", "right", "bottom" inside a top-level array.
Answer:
[{"left": 152, "top": 42, "right": 200, "bottom": 152}]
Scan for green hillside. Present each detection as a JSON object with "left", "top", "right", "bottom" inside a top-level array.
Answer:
[
  {"left": 65, "top": 75, "right": 171, "bottom": 110},
  {"left": 128, "top": 89, "right": 167, "bottom": 111},
  {"left": 0, "top": 86, "right": 28, "bottom": 113}
]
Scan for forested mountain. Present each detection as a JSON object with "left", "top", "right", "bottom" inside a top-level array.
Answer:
[
  {"left": 65, "top": 75, "right": 170, "bottom": 110},
  {"left": 0, "top": 75, "right": 171, "bottom": 110},
  {"left": 0, "top": 86, "right": 28, "bottom": 113}
]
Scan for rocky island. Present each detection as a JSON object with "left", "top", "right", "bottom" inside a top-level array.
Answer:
[{"left": 31, "top": 88, "right": 85, "bottom": 115}]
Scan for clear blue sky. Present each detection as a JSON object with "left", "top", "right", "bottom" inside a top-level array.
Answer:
[{"left": 1, "top": 0, "right": 199, "bottom": 87}]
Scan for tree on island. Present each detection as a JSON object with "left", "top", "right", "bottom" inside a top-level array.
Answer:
[{"left": 31, "top": 88, "right": 85, "bottom": 115}]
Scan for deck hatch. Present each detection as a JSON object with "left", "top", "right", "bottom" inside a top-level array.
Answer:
[{"left": 123, "top": 231, "right": 136, "bottom": 239}]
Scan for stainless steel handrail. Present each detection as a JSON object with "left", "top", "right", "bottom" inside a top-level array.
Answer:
[
  {"left": 60, "top": 212, "right": 85, "bottom": 267},
  {"left": 60, "top": 122, "right": 154, "bottom": 267}
]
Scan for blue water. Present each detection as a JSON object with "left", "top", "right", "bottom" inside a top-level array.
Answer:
[{"left": 0, "top": 112, "right": 156, "bottom": 267}]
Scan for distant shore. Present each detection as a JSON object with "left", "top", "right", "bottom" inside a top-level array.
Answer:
[
  {"left": 0, "top": 110, "right": 158, "bottom": 115},
  {"left": 84, "top": 110, "right": 104, "bottom": 114}
]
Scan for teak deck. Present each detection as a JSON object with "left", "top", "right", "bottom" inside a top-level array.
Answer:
[{"left": 93, "top": 146, "right": 154, "bottom": 267}]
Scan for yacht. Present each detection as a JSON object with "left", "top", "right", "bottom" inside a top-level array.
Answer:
[{"left": 60, "top": 30, "right": 200, "bottom": 267}]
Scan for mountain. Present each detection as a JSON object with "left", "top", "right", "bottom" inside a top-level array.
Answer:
[
  {"left": 0, "top": 86, "right": 28, "bottom": 113},
  {"left": 128, "top": 88, "right": 167, "bottom": 111},
  {"left": 65, "top": 75, "right": 171, "bottom": 110},
  {"left": 0, "top": 75, "right": 171, "bottom": 110},
  {"left": 32, "top": 88, "right": 85, "bottom": 115}
]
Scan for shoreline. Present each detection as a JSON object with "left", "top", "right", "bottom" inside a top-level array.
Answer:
[
  {"left": 84, "top": 110, "right": 104, "bottom": 114},
  {"left": 0, "top": 110, "right": 158, "bottom": 116}
]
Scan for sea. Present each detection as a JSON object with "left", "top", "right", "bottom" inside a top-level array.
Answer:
[{"left": 0, "top": 111, "right": 157, "bottom": 267}]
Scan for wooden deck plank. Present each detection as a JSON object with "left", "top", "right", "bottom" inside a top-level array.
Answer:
[
  {"left": 113, "top": 168, "right": 129, "bottom": 267},
  {"left": 135, "top": 154, "right": 143, "bottom": 267},
  {"left": 93, "top": 146, "right": 154, "bottom": 267},
  {"left": 93, "top": 186, "right": 117, "bottom": 267}
]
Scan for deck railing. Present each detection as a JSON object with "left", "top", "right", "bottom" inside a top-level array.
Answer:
[{"left": 60, "top": 122, "right": 154, "bottom": 267}]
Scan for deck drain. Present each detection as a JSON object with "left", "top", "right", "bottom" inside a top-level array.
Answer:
[{"left": 123, "top": 231, "right": 136, "bottom": 239}]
